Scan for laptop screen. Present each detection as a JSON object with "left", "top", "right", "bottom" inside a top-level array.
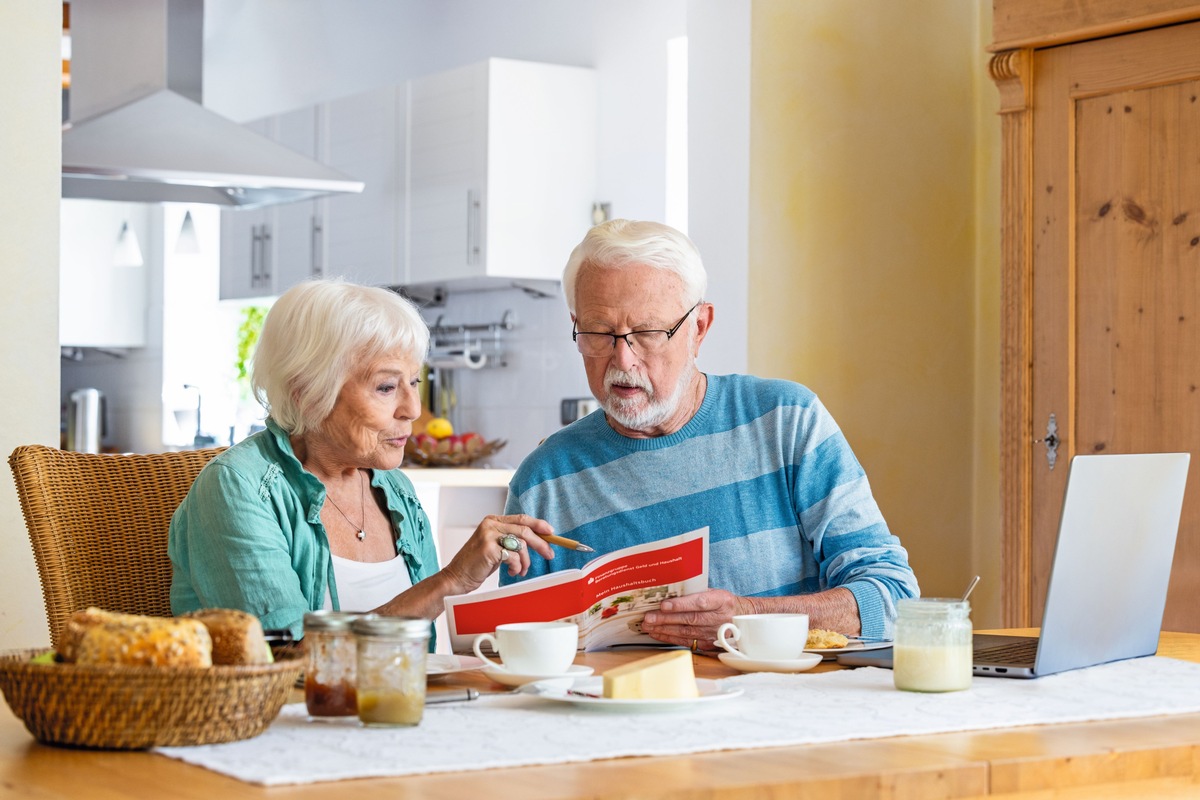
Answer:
[{"left": 1034, "top": 452, "right": 1189, "bottom": 676}]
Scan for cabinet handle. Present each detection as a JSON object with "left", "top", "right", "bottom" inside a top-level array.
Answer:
[
  {"left": 261, "top": 224, "right": 272, "bottom": 285},
  {"left": 250, "top": 224, "right": 261, "bottom": 288},
  {"left": 467, "top": 190, "right": 482, "bottom": 264},
  {"left": 311, "top": 214, "right": 323, "bottom": 278}
]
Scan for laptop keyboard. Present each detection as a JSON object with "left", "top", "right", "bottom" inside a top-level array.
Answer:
[{"left": 974, "top": 638, "right": 1039, "bottom": 665}]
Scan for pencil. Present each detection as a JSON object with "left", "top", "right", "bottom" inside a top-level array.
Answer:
[{"left": 540, "top": 533, "right": 594, "bottom": 552}]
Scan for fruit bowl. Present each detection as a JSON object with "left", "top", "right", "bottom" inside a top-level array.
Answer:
[{"left": 404, "top": 435, "right": 507, "bottom": 468}]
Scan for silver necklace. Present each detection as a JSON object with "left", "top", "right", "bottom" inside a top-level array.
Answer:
[{"left": 325, "top": 469, "right": 368, "bottom": 541}]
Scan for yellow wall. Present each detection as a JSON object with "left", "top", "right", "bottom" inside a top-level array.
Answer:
[{"left": 749, "top": 0, "right": 1002, "bottom": 624}]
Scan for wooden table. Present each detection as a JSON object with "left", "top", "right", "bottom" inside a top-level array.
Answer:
[{"left": 2, "top": 630, "right": 1199, "bottom": 799}]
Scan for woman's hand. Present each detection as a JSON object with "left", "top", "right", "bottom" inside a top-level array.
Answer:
[{"left": 439, "top": 514, "right": 556, "bottom": 594}]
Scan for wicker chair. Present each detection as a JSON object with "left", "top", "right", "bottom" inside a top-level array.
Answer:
[{"left": 7, "top": 444, "right": 225, "bottom": 648}]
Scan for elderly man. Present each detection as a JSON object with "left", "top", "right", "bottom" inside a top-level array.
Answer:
[{"left": 501, "top": 220, "right": 918, "bottom": 650}]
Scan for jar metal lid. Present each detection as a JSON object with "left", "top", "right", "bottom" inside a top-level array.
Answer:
[
  {"left": 303, "top": 610, "right": 359, "bottom": 631},
  {"left": 897, "top": 598, "right": 970, "bottom": 615},
  {"left": 350, "top": 614, "right": 432, "bottom": 638}
]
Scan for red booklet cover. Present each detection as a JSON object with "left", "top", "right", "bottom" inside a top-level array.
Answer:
[{"left": 444, "top": 528, "right": 709, "bottom": 653}]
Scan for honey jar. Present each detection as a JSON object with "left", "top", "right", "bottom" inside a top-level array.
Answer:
[{"left": 351, "top": 615, "right": 431, "bottom": 727}]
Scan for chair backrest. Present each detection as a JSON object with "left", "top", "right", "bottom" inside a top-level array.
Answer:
[{"left": 8, "top": 444, "right": 226, "bottom": 648}]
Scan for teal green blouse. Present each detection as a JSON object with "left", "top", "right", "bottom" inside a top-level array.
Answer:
[{"left": 168, "top": 420, "right": 439, "bottom": 640}]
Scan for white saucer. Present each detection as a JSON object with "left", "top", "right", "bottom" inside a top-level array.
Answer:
[
  {"left": 482, "top": 663, "right": 594, "bottom": 688},
  {"left": 426, "top": 654, "right": 487, "bottom": 681},
  {"left": 522, "top": 677, "right": 741, "bottom": 711},
  {"left": 717, "top": 651, "right": 822, "bottom": 674}
]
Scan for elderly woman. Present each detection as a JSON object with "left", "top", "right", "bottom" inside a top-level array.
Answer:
[{"left": 168, "top": 279, "right": 554, "bottom": 639}]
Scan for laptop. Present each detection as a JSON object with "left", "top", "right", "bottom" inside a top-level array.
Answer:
[{"left": 838, "top": 452, "right": 1190, "bottom": 678}]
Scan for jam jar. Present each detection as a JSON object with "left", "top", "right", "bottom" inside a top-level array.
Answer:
[
  {"left": 303, "top": 610, "right": 359, "bottom": 718},
  {"left": 892, "top": 598, "right": 973, "bottom": 692},
  {"left": 351, "top": 615, "right": 431, "bottom": 727}
]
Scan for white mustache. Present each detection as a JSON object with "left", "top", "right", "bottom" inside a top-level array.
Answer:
[{"left": 604, "top": 368, "right": 653, "bottom": 397}]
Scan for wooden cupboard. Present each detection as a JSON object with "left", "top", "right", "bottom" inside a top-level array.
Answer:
[{"left": 991, "top": 1, "right": 1200, "bottom": 631}]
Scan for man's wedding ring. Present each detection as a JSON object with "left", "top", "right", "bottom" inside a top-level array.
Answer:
[
  {"left": 499, "top": 533, "right": 523, "bottom": 552},
  {"left": 691, "top": 639, "right": 699, "bottom": 653}
]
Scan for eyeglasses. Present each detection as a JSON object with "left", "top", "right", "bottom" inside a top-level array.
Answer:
[{"left": 572, "top": 303, "right": 700, "bottom": 358}]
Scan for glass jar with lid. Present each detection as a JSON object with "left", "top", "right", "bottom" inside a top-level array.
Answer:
[
  {"left": 351, "top": 615, "right": 431, "bottom": 727},
  {"left": 303, "top": 610, "right": 360, "bottom": 718},
  {"left": 892, "top": 598, "right": 973, "bottom": 692}
]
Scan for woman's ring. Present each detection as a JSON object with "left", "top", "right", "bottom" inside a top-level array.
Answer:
[
  {"left": 691, "top": 639, "right": 699, "bottom": 653},
  {"left": 499, "top": 533, "right": 523, "bottom": 552}
]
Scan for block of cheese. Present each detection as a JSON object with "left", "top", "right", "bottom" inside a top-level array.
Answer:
[{"left": 602, "top": 650, "right": 699, "bottom": 699}]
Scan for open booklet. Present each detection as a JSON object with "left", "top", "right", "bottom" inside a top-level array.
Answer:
[{"left": 444, "top": 527, "right": 709, "bottom": 653}]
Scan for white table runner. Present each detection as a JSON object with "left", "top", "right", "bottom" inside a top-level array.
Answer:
[{"left": 157, "top": 656, "right": 1200, "bottom": 786}]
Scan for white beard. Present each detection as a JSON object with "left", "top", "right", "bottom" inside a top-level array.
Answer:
[{"left": 602, "top": 351, "right": 697, "bottom": 433}]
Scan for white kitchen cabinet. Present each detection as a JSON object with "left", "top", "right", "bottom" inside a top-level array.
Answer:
[
  {"left": 272, "top": 106, "right": 325, "bottom": 291},
  {"left": 323, "top": 85, "right": 402, "bottom": 288},
  {"left": 219, "top": 88, "right": 401, "bottom": 300},
  {"left": 219, "top": 117, "right": 278, "bottom": 300},
  {"left": 405, "top": 58, "right": 597, "bottom": 288},
  {"left": 60, "top": 199, "right": 149, "bottom": 347},
  {"left": 407, "top": 468, "right": 513, "bottom": 653}
]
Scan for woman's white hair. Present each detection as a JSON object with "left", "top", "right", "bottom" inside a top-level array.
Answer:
[
  {"left": 561, "top": 219, "right": 707, "bottom": 314},
  {"left": 251, "top": 279, "right": 429, "bottom": 435}
]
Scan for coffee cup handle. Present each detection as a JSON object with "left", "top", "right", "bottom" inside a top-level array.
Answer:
[
  {"left": 716, "top": 622, "right": 743, "bottom": 657},
  {"left": 472, "top": 633, "right": 504, "bottom": 669}
]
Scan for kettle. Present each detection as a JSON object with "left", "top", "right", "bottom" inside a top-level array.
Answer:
[{"left": 67, "top": 387, "right": 105, "bottom": 453}]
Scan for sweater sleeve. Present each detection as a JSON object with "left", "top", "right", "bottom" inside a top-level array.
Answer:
[{"left": 791, "top": 400, "right": 920, "bottom": 639}]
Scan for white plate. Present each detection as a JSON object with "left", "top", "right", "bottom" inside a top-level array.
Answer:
[
  {"left": 426, "top": 654, "right": 487, "bottom": 681},
  {"left": 482, "top": 663, "right": 594, "bottom": 688},
  {"left": 521, "top": 677, "right": 742, "bottom": 711},
  {"left": 717, "top": 651, "right": 822, "bottom": 674},
  {"left": 806, "top": 640, "right": 894, "bottom": 660}
]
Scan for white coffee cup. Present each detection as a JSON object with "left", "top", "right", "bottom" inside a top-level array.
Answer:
[
  {"left": 716, "top": 613, "right": 809, "bottom": 661},
  {"left": 472, "top": 621, "right": 579, "bottom": 675}
]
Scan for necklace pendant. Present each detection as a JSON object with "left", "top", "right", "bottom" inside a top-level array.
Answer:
[{"left": 356, "top": 529, "right": 366, "bottom": 541}]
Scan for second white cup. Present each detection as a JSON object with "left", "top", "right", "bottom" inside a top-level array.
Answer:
[
  {"left": 472, "top": 621, "right": 579, "bottom": 675},
  {"left": 716, "top": 613, "right": 810, "bottom": 661}
]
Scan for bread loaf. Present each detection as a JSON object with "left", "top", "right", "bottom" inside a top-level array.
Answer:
[
  {"left": 183, "top": 608, "right": 272, "bottom": 665},
  {"left": 59, "top": 607, "right": 142, "bottom": 663},
  {"left": 76, "top": 617, "right": 213, "bottom": 668}
]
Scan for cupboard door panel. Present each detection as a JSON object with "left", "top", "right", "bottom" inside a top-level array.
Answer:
[{"left": 1029, "top": 21, "right": 1200, "bottom": 631}]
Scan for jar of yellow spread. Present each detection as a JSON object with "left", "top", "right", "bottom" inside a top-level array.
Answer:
[
  {"left": 350, "top": 615, "right": 431, "bottom": 727},
  {"left": 892, "top": 598, "right": 972, "bottom": 692}
]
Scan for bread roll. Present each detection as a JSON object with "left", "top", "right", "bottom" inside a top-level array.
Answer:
[
  {"left": 76, "top": 617, "right": 213, "bottom": 668},
  {"left": 59, "top": 607, "right": 142, "bottom": 663},
  {"left": 184, "top": 608, "right": 272, "bottom": 665}
]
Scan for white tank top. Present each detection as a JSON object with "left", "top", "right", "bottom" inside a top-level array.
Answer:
[{"left": 324, "top": 553, "right": 414, "bottom": 614}]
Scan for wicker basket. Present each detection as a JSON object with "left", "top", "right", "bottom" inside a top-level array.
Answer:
[
  {"left": 404, "top": 437, "right": 507, "bottom": 468},
  {"left": 0, "top": 648, "right": 304, "bottom": 749}
]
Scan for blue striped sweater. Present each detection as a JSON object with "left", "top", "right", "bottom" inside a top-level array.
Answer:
[{"left": 502, "top": 373, "right": 919, "bottom": 639}]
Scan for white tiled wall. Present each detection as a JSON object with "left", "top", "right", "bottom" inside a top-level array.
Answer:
[{"left": 417, "top": 284, "right": 592, "bottom": 469}]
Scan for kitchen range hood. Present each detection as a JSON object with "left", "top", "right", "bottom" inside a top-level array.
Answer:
[{"left": 63, "top": 0, "right": 363, "bottom": 209}]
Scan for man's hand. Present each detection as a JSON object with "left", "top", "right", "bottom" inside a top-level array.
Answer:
[{"left": 639, "top": 589, "right": 754, "bottom": 652}]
